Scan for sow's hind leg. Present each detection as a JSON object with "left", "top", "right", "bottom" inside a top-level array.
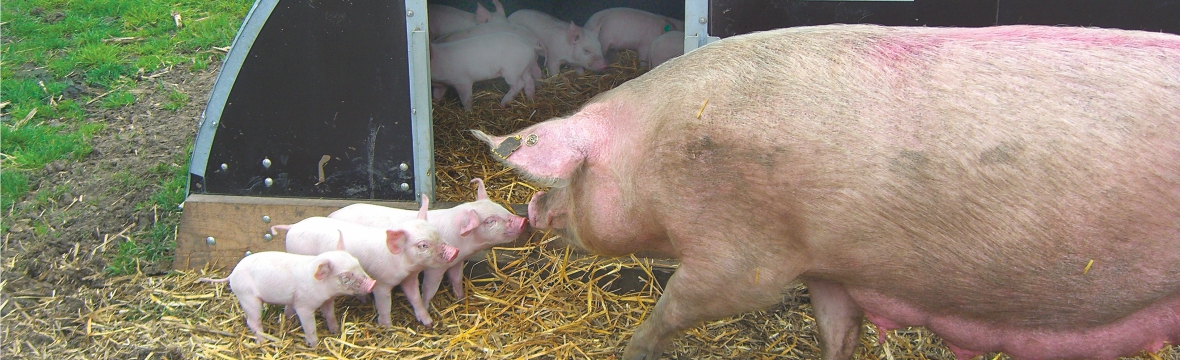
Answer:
[{"left": 621, "top": 254, "right": 804, "bottom": 360}]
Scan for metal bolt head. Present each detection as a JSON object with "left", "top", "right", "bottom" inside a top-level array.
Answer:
[
  {"left": 399, "top": 163, "right": 409, "bottom": 171},
  {"left": 698, "top": 16, "right": 707, "bottom": 24},
  {"left": 407, "top": 10, "right": 414, "bottom": 17},
  {"left": 205, "top": 236, "right": 216, "bottom": 246},
  {"left": 262, "top": 157, "right": 272, "bottom": 169},
  {"left": 264, "top": 178, "right": 274, "bottom": 187},
  {"left": 264, "top": 233, "right": 274, "bottom": 241},
  {"left": 245, "top": 251, "right": 252, "bottom": 256},
  {"left": 220, "top": 163, "right": 228, "bottom": 171},
  {"left": 262, "top": 215, "right": 271, "bottom": 223},
  {"left": 400, "top": 183, "right": 410, "bottom": 191}
]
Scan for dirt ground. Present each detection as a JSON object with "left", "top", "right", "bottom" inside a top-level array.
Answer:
[
  {"left": 2, "top": 60, "right": 1178, "bottom": 359},
  {"left": 2, "top": 63, "right": 215, "bottom": 358}
]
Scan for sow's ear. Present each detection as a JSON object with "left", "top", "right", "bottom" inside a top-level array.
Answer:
[
  {"left": 471, "top": 127, "right": 587, "bottom": 182},
  {"left": 313, "top": 258, "right": 333, "bottom": 281}
]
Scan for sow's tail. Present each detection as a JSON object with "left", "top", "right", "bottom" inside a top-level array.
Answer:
[{"left": 198, "top": 277, "right": 229, "bottom": 284}]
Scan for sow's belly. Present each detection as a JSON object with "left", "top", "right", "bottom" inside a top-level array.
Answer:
[{"left": 845, "top": 288, "right": 1180, "bottom": 359}]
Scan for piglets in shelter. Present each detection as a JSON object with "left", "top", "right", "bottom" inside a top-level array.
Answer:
[
  {"left": 427, "top": 0, "right": 505, "bottom": 40},
  {"left": 585, "top": 7, "right": 685, "bottom": 65},
  {"left": 199, "top": 251, "right": 376, "bottom": 347},
  {"left": 429, "top": 32, "right": 542, "bottom": 112},
  {"left": 330, "top": 178, "right": 527, "bottom": 311},
  {"left": 278, "top": 196, "right": 460, "bottom": 327},
  {"left": 508, "top": 9, "right": 607, "bottom": 76},
  {"left": 473, "top": 24, "right": 1180, "bottom": 360},
  {"left": 647, "top": 30, "right": 684, "bottom": 68}
]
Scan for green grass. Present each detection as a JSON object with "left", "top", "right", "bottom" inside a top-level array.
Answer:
[
  {"left": 1, "top": 0, "right": 252, "bottom": 273},
  {"left": 0, "top": 122, "right": 102, "bottom": 168},
  {"left": 162, "top": 90, "right": 190, "bottom": 111},
  {"left": 1, "top": 171, "right": 31, "bottom": 212},
  {"left": 100, "top": 91, "right": 136, "bottom": 109},
  {"left": 107, "top": 145, "right": 192, "bottom": 276}
]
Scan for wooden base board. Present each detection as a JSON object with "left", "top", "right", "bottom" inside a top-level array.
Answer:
[{"left": 172, "top": 194, "right": 530, "bottom": 271}]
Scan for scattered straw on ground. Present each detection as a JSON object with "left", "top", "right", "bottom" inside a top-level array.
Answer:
[
  {"left": 4, "top": 51, "right": 1177, "bottom": 359},
  {"left": 9, "top": 233, "right": 1177, "bottom": 359}
]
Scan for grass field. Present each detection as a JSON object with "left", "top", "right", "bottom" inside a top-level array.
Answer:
[{"left": 2, "top": 0, "right": 253, "bottom": 271}]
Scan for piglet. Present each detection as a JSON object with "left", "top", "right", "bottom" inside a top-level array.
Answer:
[
  {"left": 430, "top": 32, "right": 542, "bottom": 111},
  {"left": 427, "top": 0, "right": 505, "bottom": 40},
  {"left": 330, "top": 178, "right": 527, "bottom": 310},
  {"left": 199, "top": 250, "right": 376, "bottom": 347},
  {"left": 278, "top": 196, "right": 460, "bottom": 327},
  {"left": 508, "top": 9, "right": 607, "bottom": 76},
  {"left": 585, "top": 8, "right": 685, "bottom": 65},
  {"left": 648, "top": 30, "right": 684, "bottom": 68},
  {"left": 435, "top": 21, "right": 545, "bottom": 81}
]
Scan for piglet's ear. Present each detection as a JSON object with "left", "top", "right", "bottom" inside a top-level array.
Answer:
[
  {"left": 313, "top": 259, "right": 333, "bottom": 281},
  {"left": 566, "top": 22, "right": 582, "bottom": 44},
  {"left": 335, "top": 229, "right": 346, "bottom": 250},
  {"left": 386, "top": 229, "right": 407, "bottom": 255},
  {"left": 418, "top": 194, "right": 430, "bottom": 220},
  {"left": 459, "top": 209, "right": 480, "bottom": 237},
  {"left": 491, "top": 0, "right": 505, "bottom": 16},
  {"left": 475, "top": 3, "right": 491, "bottom": 23}
]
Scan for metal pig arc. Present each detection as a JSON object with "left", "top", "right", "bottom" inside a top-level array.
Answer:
[{"left": 189, "top": 0, "right": 416, "bottom": 200}]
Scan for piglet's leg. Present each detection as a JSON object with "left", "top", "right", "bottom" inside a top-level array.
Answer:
[
  {"left": 622, "top": 261, "right": 802, "bottom": 360},
  {"left": 372, "top": 284, "right": 395, "bottom": 327},
  {"left": 400, "top": 274, "right": 433, "bottom": 327},
  {"left": 240, "top": 297, "right": 267, "bottom": 344},
  {"left": 445, "top": 263, "right": 466, "bottom": 300},
  {"left": 805, "top": 279, "right": 864, "bottom": 360},
  {"left": 294, "top": 305, "right": 319, "bottom": 347},
  {"left": 499, "top": 76, "right": 525, "bottom": 107},
  {"left": 319, "top": 298, "right": 340, "bottom": 334},
  {"left": 420, "top": 268, "right": 447, "bottom": 312}
]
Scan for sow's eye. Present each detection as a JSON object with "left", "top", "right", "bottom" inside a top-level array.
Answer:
[{"left": 417, "top": 242, "right": 428, "bottom": 249}]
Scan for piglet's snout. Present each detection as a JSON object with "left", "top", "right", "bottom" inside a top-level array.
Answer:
[
  {"left": 442, "top": 245, "right": 460, "bottom": 263},
  {"left": 508, "top": 216, "right": 528, "bottom": 235}
]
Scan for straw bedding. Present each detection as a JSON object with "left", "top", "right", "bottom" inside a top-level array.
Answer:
[{"left": 5, "top": 51, "right": 1176, "bottom": 359}]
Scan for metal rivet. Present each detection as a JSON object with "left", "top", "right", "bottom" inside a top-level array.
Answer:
[
  {"left": 400, "top": 183, "right": 410, "bottom": 191},
  {"left": 264, "top": 233, "right": 274, "bottom": 241},
  {"left": 265, "top": 178, "right": 274, "bottom": 187},
  {"left": 406, "top": 10, "right": 414, "bottom": 17},
  {"left": 399, "top": 163, "right": 409, "bottom": 171},
  {"left": 206, "top": 237, "right": 216, "bottom": 246},
  {"left": 220, "top": 163, "right": 228, "bottom": 171},
  {"left": 698, "top": 16, "right": 707, "bottom": 24},
  {"left": 262, "top": 215, "right": 271, "bottom": 223},
  {"left": 412, "top": 108, "right": 418, "bottom": 115},
  {"left": 245, "top": 251, "right": 252, "bottom": 256},
  {"left": 262, "top": 157, "right": 272, "bottom": 169},
  {"left": 525, "top": 133, "right": 538, "bottom": 146}
]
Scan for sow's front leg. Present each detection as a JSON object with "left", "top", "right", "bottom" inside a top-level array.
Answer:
[
  {"left": 622, "top": 257, "right": 804, "bottom": 360},
  {"left": 805, "top": 279, "right": 865, "bottom": 360}
]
